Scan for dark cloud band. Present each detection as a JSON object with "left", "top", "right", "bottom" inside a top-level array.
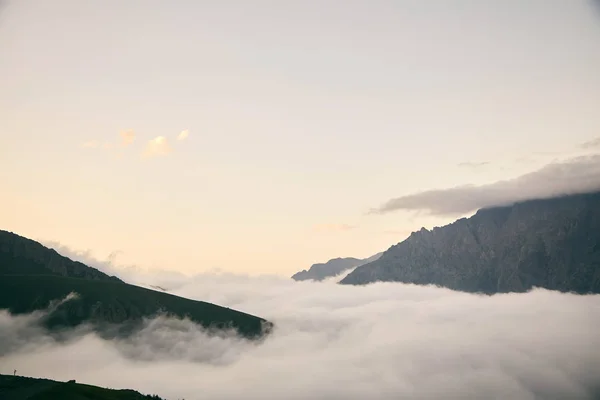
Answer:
[{"left": 372, "top": 154, "right": 600, "bottom": 216}]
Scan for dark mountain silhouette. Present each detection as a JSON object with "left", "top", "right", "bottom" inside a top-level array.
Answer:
[
  {"left": 0, "top": 230, "right": 271, "bottom": 338},
  {"left": 340, "top": 192, "right": 600, "bottom": 294},
  {"left": 0, "top": 374, "right": 166, "bottom": 400},
  {"left": 292, "top": 253, "right": 383, "bottom": 281},
  {"left": 0, "top": 230, "right": 121, "bottom": 281}
]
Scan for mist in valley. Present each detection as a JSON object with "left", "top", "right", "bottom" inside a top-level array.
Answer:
[{"left": 1, "top": 273, "right": 599, "bottom": 400}]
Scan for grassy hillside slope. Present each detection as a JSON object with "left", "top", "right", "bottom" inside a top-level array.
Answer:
[
  {"left": 0, "top": 274, "right": 270, "bottom": 338},
  {"left": 0, "top": 230, "right": 271, "bottom": 338},
  {"left": 0, "top": 374, "right": 164, "bottom": 400},
  {"left": 0, "top": 230, "right": 120, "bottom": 282}
]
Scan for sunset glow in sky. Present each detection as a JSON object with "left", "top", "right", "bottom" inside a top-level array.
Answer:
[{"left": 1, "top": 0, "right": 599, "bottom": 275}]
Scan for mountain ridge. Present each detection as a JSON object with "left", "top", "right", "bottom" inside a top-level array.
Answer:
[
  {"left": 0, "top": 230, "right": 121, "bottom": 282},
  {"left": 340, "top": 192, "right": 600, "bottom": 294},
  {"left": 292, "top": 252, "right": 383, "bottom": 281},
  {"left": 0, "top": 230, "right": 271, "bottom": 338},
  {"left": 0, "top": 374, "right": 165, "bottom": 400}
]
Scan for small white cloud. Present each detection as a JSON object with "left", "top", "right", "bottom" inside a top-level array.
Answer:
[
  {"left": 143, "top": 136, "right": 172, "bottom": 158},
  {"left": 81, "top": 140, "right": 99, "bottom": 149},
  {"left": 177, "top": 130, "right": 189, "bottom": 141},
  {"left": 120, "top": 130, "right": 136, "bottom": 147}
]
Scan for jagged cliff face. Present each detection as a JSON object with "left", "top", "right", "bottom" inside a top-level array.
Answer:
[
  {"left": 340, "top": 192, "right": 600, "bottom": 294},
  {"left": 0, "top": 230, "right": 121, "bottom": 282}
]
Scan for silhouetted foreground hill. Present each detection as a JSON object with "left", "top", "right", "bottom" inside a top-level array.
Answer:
[
  {"left": 0, "top": 275, "right": 270, "bottom": 338},
  {"left": 0, "top": 231, "right": 271, "bottom": 338},
  {"left": 0, "top": 374, "right": 165, "bottom": 400},
  {"left": 0, "top": 230, "right": 121, "bottom": 282},
  {"left": 341, "top": 192, "right": 600, "bottom": 294},
  {"left": 291, "top": 253, "right": 383, "bottom": 281}
]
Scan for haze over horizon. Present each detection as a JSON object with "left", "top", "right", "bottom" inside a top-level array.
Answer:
[{"left": 2, "top": 0, "right": 600, "bottom": 276}]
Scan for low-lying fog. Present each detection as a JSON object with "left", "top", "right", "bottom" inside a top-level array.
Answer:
[{"left": 1, "top": 273, "right": 599, "bottom": 400}]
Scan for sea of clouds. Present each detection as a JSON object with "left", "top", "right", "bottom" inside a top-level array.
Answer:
[{"left": 1, "top": 272, "right": 600, "bottom": 400}]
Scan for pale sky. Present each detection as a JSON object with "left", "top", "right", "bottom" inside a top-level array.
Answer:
[{"left": 1, "top": 0, "right": 599, "bottom": 275}]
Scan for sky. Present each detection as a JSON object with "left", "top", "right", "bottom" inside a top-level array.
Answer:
[
  {"left": 1, "top": 0, "right": 600, "bottom": 275},
  {"left": 2, "top": 275, "right": 600, "bottom": 399}
]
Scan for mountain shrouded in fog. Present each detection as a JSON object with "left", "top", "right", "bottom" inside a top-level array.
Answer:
[
  {"left": 291, "top": 252, "right": 382, "bottom": 281},
  {"left": 0, "top": 230, "right": 271, "bottom": 339},
  {"left": 341, "top": 192, "right": 600, "bottom": 293}
]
